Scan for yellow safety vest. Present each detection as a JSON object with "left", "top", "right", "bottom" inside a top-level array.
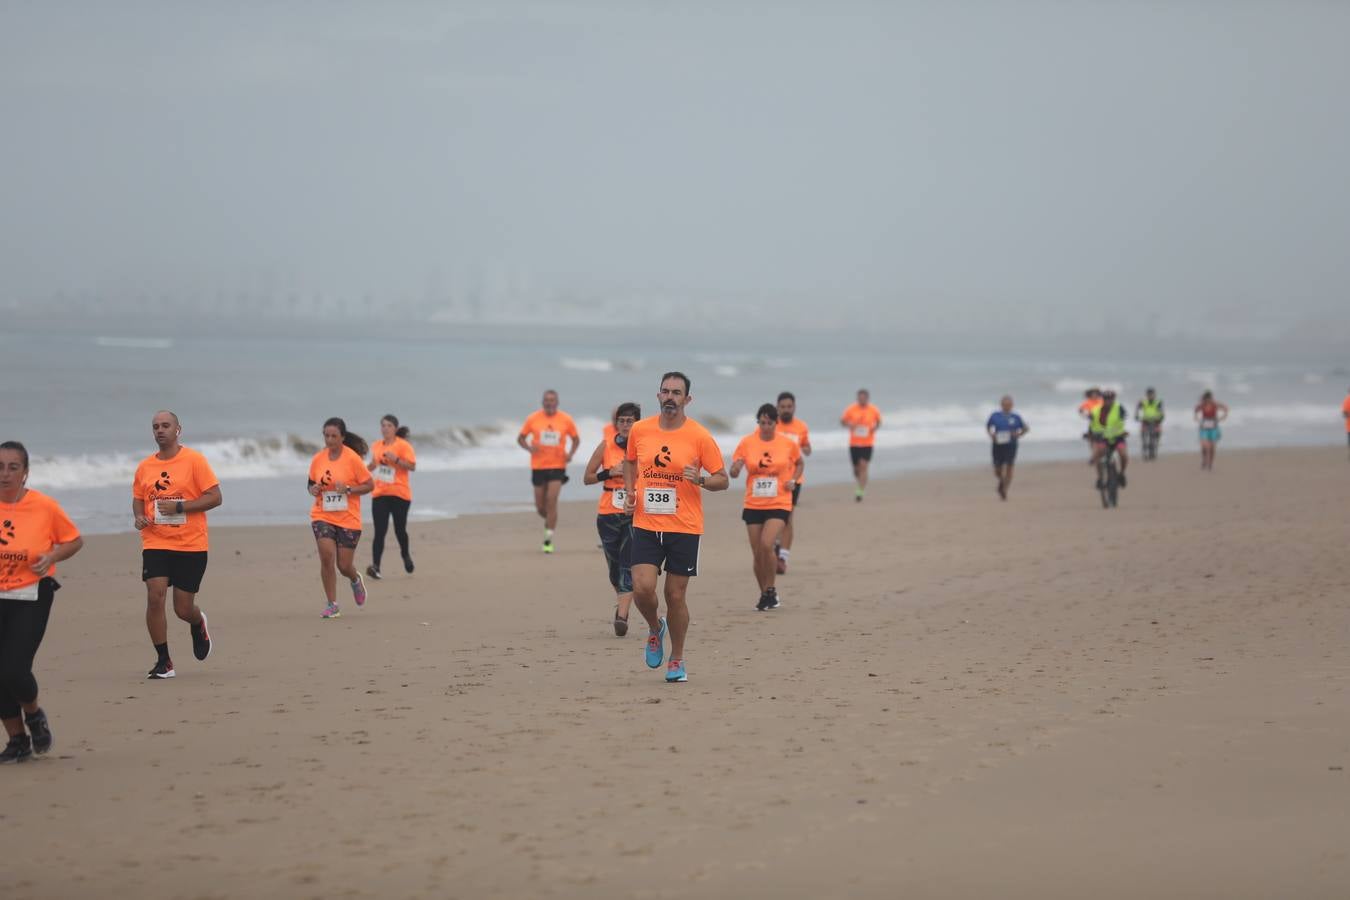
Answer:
[
  {"left": 1090, "top": 401, "right": 1127, "bottom": 439},
  {"left": 1138, "top": 398, "right": 1163, "bottom": 423}
]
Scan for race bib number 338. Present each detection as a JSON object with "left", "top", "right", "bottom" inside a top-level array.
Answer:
[{"left": 643, "top": 487, "right": 676, "bottom": 515}]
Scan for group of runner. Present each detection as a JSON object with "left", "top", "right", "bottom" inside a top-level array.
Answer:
[{"left": 1077, "top": 386, "right": 1233, "bottom": 477}]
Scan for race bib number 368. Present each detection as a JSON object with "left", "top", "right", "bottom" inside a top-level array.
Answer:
[{"left": 643, "top": 487, "right": 676, "bottom": 515}]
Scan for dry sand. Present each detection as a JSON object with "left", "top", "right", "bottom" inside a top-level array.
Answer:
[{"left": 8, "top": 447, "right": 1350, "bottom": 899}]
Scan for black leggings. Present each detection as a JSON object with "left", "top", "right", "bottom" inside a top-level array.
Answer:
[
  {"left": 371, "top": 496, "right": 411, "bottom": 568},
  {"left": 0, "top": 579, "right": 56, "bottom": 720}
]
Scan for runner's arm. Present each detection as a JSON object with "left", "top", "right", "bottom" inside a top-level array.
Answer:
[
  {"left": 173, "top": 484, "right": 222, "bottom": 515},
  {"left": 131, "top": 497, "right": 150, "bottom": 530},
  {"left": 700, "top": 469, "right": 730, "bottom": 492},
  {"left": 31, "top": 536, "right": 84, "bottom": 577},
  {"left": 788, "top": 457, "right": 805, "bottom": 487},
  {"left": 728, "top": 455, "right": 745, "bottom": 478},
  {"left": 800, "top": 435, "right": 812, "bottom": 456},
  {"left": 581, "top": 442, "right": 608, "bottom": 485},
  {"left": 566, "top": 433, "right": 581, "bottom": 463},
  {"left": 517, "top": 432, "right": 535, "bottom": 454},
  {"left": 1017, "top": 422, "right": 1030, "bottom": 438}
]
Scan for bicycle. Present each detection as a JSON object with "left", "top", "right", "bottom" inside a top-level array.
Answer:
[
  {"left": 1139, "top": 421, "right": 1161, "bottom": 460},
  {"left": 1095, "top": 438, "right": 1125, "bottom": 508}
]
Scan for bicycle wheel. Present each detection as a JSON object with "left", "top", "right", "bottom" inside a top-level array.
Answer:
[
  {"left": 1107, "top": 459, "right": 1119, "bottom": 507},
  {"left": 1098, "top": 461, "right": 1111, "bottom": 508}
]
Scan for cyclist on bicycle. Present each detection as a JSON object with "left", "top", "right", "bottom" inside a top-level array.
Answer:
[
  {"left": 1135, "top": 387, "right": 1165, "bottom": 458},
  {"left": 1089, "top": 388, "right": 1129, "bottom": 488}
]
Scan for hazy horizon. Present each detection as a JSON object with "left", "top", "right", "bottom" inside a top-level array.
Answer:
[{"left": 3, "top": 2, "right": 1348, "bottom": 339}]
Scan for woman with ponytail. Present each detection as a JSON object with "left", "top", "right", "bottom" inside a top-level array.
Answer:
[
  {"left": 365, "top": 414, "right": 417, "bottom": 580},
  {"left": 306, "top": 418, "right": 373, "bottom": 618}
]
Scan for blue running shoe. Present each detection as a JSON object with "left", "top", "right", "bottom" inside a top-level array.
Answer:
[
  {"left": 665, "top": 659, "right": 687, "bottom": 683},
  {"left": 645, "top": 618, "right": 667, "bottom": 669}
]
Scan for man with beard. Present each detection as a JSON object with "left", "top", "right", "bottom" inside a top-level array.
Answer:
[{"left": 623, "top": 372, "right": 728, "bottom": 683}]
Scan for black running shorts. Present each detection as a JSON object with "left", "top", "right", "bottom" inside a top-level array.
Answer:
[
  {"left": 630, "top": 527, "right": 700, "bottom": 577},
  {"left": 741, "top": 508, "right": 791, "bottom": 525},
  {"left": 141, "top": 550, "right": 209, "bottom": 593},
  {"left": 849, "top": 446, "right": 874, "bottom": 465}
]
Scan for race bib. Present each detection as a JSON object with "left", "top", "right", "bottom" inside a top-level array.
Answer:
[
  {"left": 1201, "top": 418, "right": 1217, "bottom": 430},
  {"left": 374, "top": 464, "right": 396, "bottom": 484},
  {"left": 0, "top": 584, "right": 39, "bottom": 601},
  {"left": 611, "top": 489, "right": 627, "bottom": 510},
  {"left": 155, "top": 498, "right": 187, "bottom": 526},
  {"left": 751, "top": 477, "right": 779, "bottom": 498},
  {"left": 853, "top": 425, "right": 870, "bottom": 438},
  {"left": 643, "top": 486, "right": 677, "bottom": 515},
  {"left": 322, "top": 491, "right": 347, "bottom": 512},
  {"left": 994, "top": 431, "right": 1012, "bottom": 445},
  {"left": 539, "top": 430, "right": 561, "bottom": 448}
]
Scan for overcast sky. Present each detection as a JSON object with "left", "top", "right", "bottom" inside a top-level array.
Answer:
[{"left": 2, "top": 1, "right": 1347, "bottom": 333}]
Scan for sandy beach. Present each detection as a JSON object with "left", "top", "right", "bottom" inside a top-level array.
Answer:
[{"left": 8, "top": 446, "right": 1349, "bottom": 899}]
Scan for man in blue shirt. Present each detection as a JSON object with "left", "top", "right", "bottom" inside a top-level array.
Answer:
[{"left": 986, "top": 395, "right": 1029, "bottom": 501}]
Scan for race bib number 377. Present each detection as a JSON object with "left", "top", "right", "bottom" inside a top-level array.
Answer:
[{"left": 322, "top": 491, "right": 347, "bottom": 512}]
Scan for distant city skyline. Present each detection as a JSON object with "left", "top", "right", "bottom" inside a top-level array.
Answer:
[{"left": 4, "top": 3, "right": 1347, "bottom": 342}]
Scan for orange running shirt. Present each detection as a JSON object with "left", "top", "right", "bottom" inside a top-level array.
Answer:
[
  {"left": 520, "top": 410, "right": 580, "bottom": 470},
  {"left": 775, "top": 417, "right": 811, "bottom": 484},
  {"left": 309, "top": 446, "right": 370, "bottom": 530},
  {"left": 625, "top": 416, "right": 726, "bottom": 535},
  {"left": 132, "top": 446, "right": 219, "bottom": 552},
  {"left": 1343, "top": 395, "right": 1350, "bottom": 433},
  {"left": 0, "top": 490, "right": 80, "bottom": 595},
  {"left": 841, "top": 403, "right": 881, "bottom": 447},
  {"left": 732, "top": 432, "right": 801, "bottom": 511},
  {"left": 1078, "top": 398, "right": 1103, "bottom": 417},
  {"left": 369, "top": 437, "right": 416, "bottom": 501},
  {"left": 596, "top": 435, "right": 630, "bottom": 516}
]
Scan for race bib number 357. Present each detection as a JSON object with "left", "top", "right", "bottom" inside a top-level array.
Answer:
[
  {"left": 751, "top": 477, "right": 778, "bottom": 498},
  {"left": 643, "top": 487, "right": 676, "bottom": 515}
]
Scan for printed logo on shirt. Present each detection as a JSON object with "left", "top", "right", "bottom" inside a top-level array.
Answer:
[
  {"left": 757, "top": 451, "right": 774, "bottom": 471},
  {"left": 154, "top": 471, "right": 172, "bottom": 492},
  {"left": 653, "top": 446, "right": 672, "bottom": 468},
  {"left": 0, "top": 520, "right": 25, "bottom": 583}
]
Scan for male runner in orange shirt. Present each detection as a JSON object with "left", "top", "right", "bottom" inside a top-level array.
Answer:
[
  {"left": 840, "top": 389, "right": 881, "bottom": 501},
  {"left": 623, "top": 372, "right": 728, "bottom": 683},
  {"left": 518, "top": 390, "right": 581, "bottom": 553},
  {"left": 774, "top": 391, "right": 811, "bottom": 573},
  {"left": 132, "top": 411, "right": 222, "bottom": 679}
]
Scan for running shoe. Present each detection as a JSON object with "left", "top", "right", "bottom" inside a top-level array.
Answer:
[
  {"left": 321, "top": 602, "right": 342, "bottom": 619},
  {"left": 756, "top": 591, "right": 771, "bottom": 612},
  {"left": 665, "top": 659, "right": 688, "bottom": 683},
  {"left": 645, "top": 618, "right": 667, "bottom": 668},
  {"left": 147, "top": 660, "right": 176, "bottom": 679},
  {"left": 541, "top": 540, "right": 555, "bottom": 554},
  {"left": 402, "top": 553, "right": 415, "bottom": 574},
  {"left": 351, "top": 573, "right": 367, "bottom": 607},
  {"left": 365, "top": 564, "right": 382, "bottom": 580},
  {"left": 855, "top": 488, "right": 864, "bottom": 503},
  {"left": 613, "top": 607, "right": 629, "bottom": 637},
  {"left": 190, "top": 611, "right": 212, "bottom": 661},
  {"left": 0, "top": 734, "right": 33, "bottom": 764},
  {"left": 26, "top": 708, "right": 52, "bottom": 755},
  {"left": 764, "top": 589, "right": 781, "bottom": 610}
]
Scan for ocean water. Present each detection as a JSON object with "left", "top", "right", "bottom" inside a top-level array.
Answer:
[{"left": 3, "top": 321, "right": 1344, "bottom": 534}]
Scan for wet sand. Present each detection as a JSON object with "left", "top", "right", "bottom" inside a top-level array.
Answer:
[{"left": 9, "top": 447, "right": 1350, "bottom": 899}]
